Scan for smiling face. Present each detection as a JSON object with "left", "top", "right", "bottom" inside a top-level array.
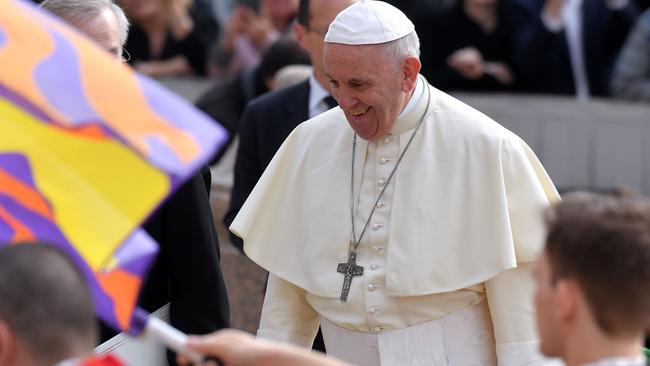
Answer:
[{"left": 323, "top": 42, "right": 420, "bottom": 141}]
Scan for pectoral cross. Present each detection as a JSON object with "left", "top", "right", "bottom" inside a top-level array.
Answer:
[{"left": 337, "top": 251, "right": 364, "bottom": 302}]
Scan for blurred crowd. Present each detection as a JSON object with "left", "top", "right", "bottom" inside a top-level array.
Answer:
[{"left": 30, "top": 0, "right": 650, "bottom": 102}]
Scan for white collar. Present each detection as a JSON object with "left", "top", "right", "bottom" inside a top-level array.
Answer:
[
  {"left": 582, "top": 355, "right": 646, "bottom": 366},
  {"left": 399, "top": 75, "right": 424, "bottom": 119},
  {"left": 389, "top": 75, "right": 428, "bottom": 135},
  {"left": 308, "top": 73, "right": 331, "bottom": 111}
]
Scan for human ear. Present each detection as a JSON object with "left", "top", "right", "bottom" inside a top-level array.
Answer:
[
  {"left": 293, "top": 23, "right": 308, "bottom": 50},
  {"left": 554, "top": 279, "right": 577, "bottom": 324},
  {"left": 401, "top": 56, "right": 421, "bottom": 92}
]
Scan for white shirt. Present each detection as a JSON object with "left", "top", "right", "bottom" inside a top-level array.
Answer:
[
  {"left": 308, "top": 73, "right": 333, "bottom": 119},
  {"left": 541, "top": 0, "right": 630, "bottom": 100}
]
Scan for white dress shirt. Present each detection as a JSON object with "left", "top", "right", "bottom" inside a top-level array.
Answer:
[
  {"left": 541, "top": 0, "right": 631, "bottom": 100},
  {"left": 308, "top": 73, "right": 333, "bottom": 119}
]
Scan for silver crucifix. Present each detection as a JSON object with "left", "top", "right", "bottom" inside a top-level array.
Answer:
[{"left": 337, "top": 251, "right": 364, "bottom": 302}]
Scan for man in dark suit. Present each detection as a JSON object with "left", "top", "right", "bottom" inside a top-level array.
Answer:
[
  {"left": 223, "top": 0, "right": 356, "bottom": 353},
  {"left": 509, "top": 0, "right": 637, "bottom": 97},
  {"left": 196, "top": 39, "right": 310, "bottom": 165},
  {"left": 224, "top": 0, "right": 355, "bottom": 251},
  {"left": 139, "top": 167, "right": 230, "bottom": 365}
]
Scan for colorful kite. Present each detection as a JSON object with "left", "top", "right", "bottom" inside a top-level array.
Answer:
[{"left": 0, "top": 0, "right": 227, "bottom": 334}]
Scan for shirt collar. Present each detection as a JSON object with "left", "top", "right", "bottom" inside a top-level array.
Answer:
[
  {"left": 308, "top": 73, "right": 331, "bottom": 111},
  {"left": 390, "top": 75, "right": 428, "bottom": 135}
]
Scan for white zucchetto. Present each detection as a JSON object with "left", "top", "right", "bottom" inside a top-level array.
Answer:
[{"left": 324, "top": 0, "right": 415, "bottom": 45}]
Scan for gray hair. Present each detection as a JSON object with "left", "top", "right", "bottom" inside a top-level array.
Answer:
[
  {"left": 41, "top": 0, "right": 130, "bottom": 46},
  {"left": 381, "top": 31, "right": 420, "bottom": 68}
]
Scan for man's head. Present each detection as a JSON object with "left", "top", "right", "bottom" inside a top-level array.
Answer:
[
  {"left": 322, "top": 1, "right": 421, "bottom": 141},
  {"left": 535, "top": 193, "right": 650, "bottom": 358},
  {"left": 0, "top": 244, "right": 97, "bottom": 366},
  {"left": 293, "top": 0, "right": 356, "bottom": 89},
  {"left": 41, "top": 0, "right": 129, "bottom": 60}
]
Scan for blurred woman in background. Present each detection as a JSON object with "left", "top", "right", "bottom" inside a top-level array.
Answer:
[{"left": 119, "top": 0, "right": 220, "bottom": 76}]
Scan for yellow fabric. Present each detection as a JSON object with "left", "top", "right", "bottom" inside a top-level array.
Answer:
[{"left": 0, "top": 98, "right": 168, "bottom": 269}]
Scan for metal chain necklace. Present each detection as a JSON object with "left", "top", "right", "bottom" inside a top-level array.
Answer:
[{"left": 337, "top": 81, "right": 431, "bottom": 302}]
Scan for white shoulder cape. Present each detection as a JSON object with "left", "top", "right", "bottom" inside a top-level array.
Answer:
[{"left": 231, "top": 83, "right": 559, "bottom": 298}]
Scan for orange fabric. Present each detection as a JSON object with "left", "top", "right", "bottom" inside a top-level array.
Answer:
[
  {"left": 0, "top": 205, "right": 35, "bottom": 242},
  {"left": 96, "top": 269, "right": 141, "bottom": 330},
  {"left": 0, "top": 168, "right": 53, "bottom": 219}
]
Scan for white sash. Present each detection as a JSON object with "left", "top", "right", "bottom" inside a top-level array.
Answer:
[{"left": 320, "top": 301, "right": 497, "bottom": 366}]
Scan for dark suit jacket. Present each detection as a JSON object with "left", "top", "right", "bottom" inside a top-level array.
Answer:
[
  {"left": 196, "top": 68, "right": 268, "bottom": 164},
  {"left": 224, "top": 80, "right": 310, "bottom": 251},
  {"left": 508, "top": 0, "right": 636, "bottom": 96},
  {"left": 101, "top": 167, "right": 230, "bottom": 366}
]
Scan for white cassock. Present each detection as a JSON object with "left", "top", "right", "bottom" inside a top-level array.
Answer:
[{"left": 231, "top": 76, "right": 560, "bottom": 366}]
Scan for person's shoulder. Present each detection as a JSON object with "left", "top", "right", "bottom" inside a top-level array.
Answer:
[
  {"left": 431, "top": 86, "right": 519, "bottom": 144},
  {"left": 246, "top": 80, "right": 309, "bottom": 113},
  {"left": 293, "top": 106, "right": 348, "bottom": 139}
]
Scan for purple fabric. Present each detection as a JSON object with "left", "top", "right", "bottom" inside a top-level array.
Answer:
[
  {"left": 0, "top": 194, "right": 68, "bottom": 245},
  {"left": 135, "top": 74, "right": 228, "bottom": 178},
  {"left": 0, "top": 27, "right": 6, "bottom": 48},
  {"left": 0, "top": 219, "right": 11, "bottom": 243},
  {"left": 113, "top": 229, "right": 158, "bottom": 276},
  {"left": 0, "top": 153, "right": 36, "bottom": 186},
  {"left": 34, "top": 30, "right": 100, "bottom": 124},
  {"left": 0, "top": 83, "right": 55, "bottom": 124}
]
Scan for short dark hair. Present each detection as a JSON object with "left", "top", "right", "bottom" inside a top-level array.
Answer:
[
  {"left": 297, "top": 0, "right": 310, "bottom": 27},
  {"left": 0, "top": 244, "right": 97, "bottom": 364},
  {"left": 257, "top": 39, "right": 311, "bottom": 80},
  {"left": 544, "top": 192, "right": 650, "bottom": 336}
]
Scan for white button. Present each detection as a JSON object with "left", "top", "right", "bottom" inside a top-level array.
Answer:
[
  {"left": 367, "top": 284, "right": 376, "bottom": 291},
  {"left": 370, "top": 264, "right": 378, "bottom": 270},
  {"left": 382, "top": 137, "right": 391, "bottom": 144},
  {"left": 378, "top": 178, "right": 386, "bottom": 187},
  {"left": 372, "top": 326, "right": 383, "bottom": 333},
  {"left": 369, "top": 307, "right": 382, "bottom": 315},
  {"left": 372, "top": 223, "right": 383, "bottom": 230},
  {"left": 375, "top": 202, "right": 385, "bottom": 209},
  {"left": 379, "top": 158, "right": 389, "bottom": 165},
  {"left": 373, "top": 246, "right": 384, "bottom": 254}
]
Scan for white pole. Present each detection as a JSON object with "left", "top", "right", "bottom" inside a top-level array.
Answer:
[{"left": 144, "top": 316, "right": 204, "bottom": 364}]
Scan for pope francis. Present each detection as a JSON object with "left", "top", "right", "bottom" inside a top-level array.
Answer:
[{"left": 230, "top": 1, "right": 560, "bottom": 365}]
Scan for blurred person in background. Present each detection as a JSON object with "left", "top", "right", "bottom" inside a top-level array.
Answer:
[
  {"left": 509, "top": 0, "right": 637, "bottom": 99},
  {"left": 119, "top": 0, "right": 220, "bottom": 76},
  {"left": 611, "top": 8, "right": 650, "bottom": 101},
  {"left": 42, "top": 0, "right": 129, "bottom": 60},
  {"left": 415, "top": 0, "right": 516, "bottom": 91},
  {"left": 42, "top": 3, "right": 230, "bottom": 365},
  {"left": 209, "top": 0, "right": 298, "bottom": 79},
  {"left": 196, "top": 38, "right": 310, "bottom": 165},
  {"left": 223, "top": 0, "right": 355, "bottom": 253}
]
